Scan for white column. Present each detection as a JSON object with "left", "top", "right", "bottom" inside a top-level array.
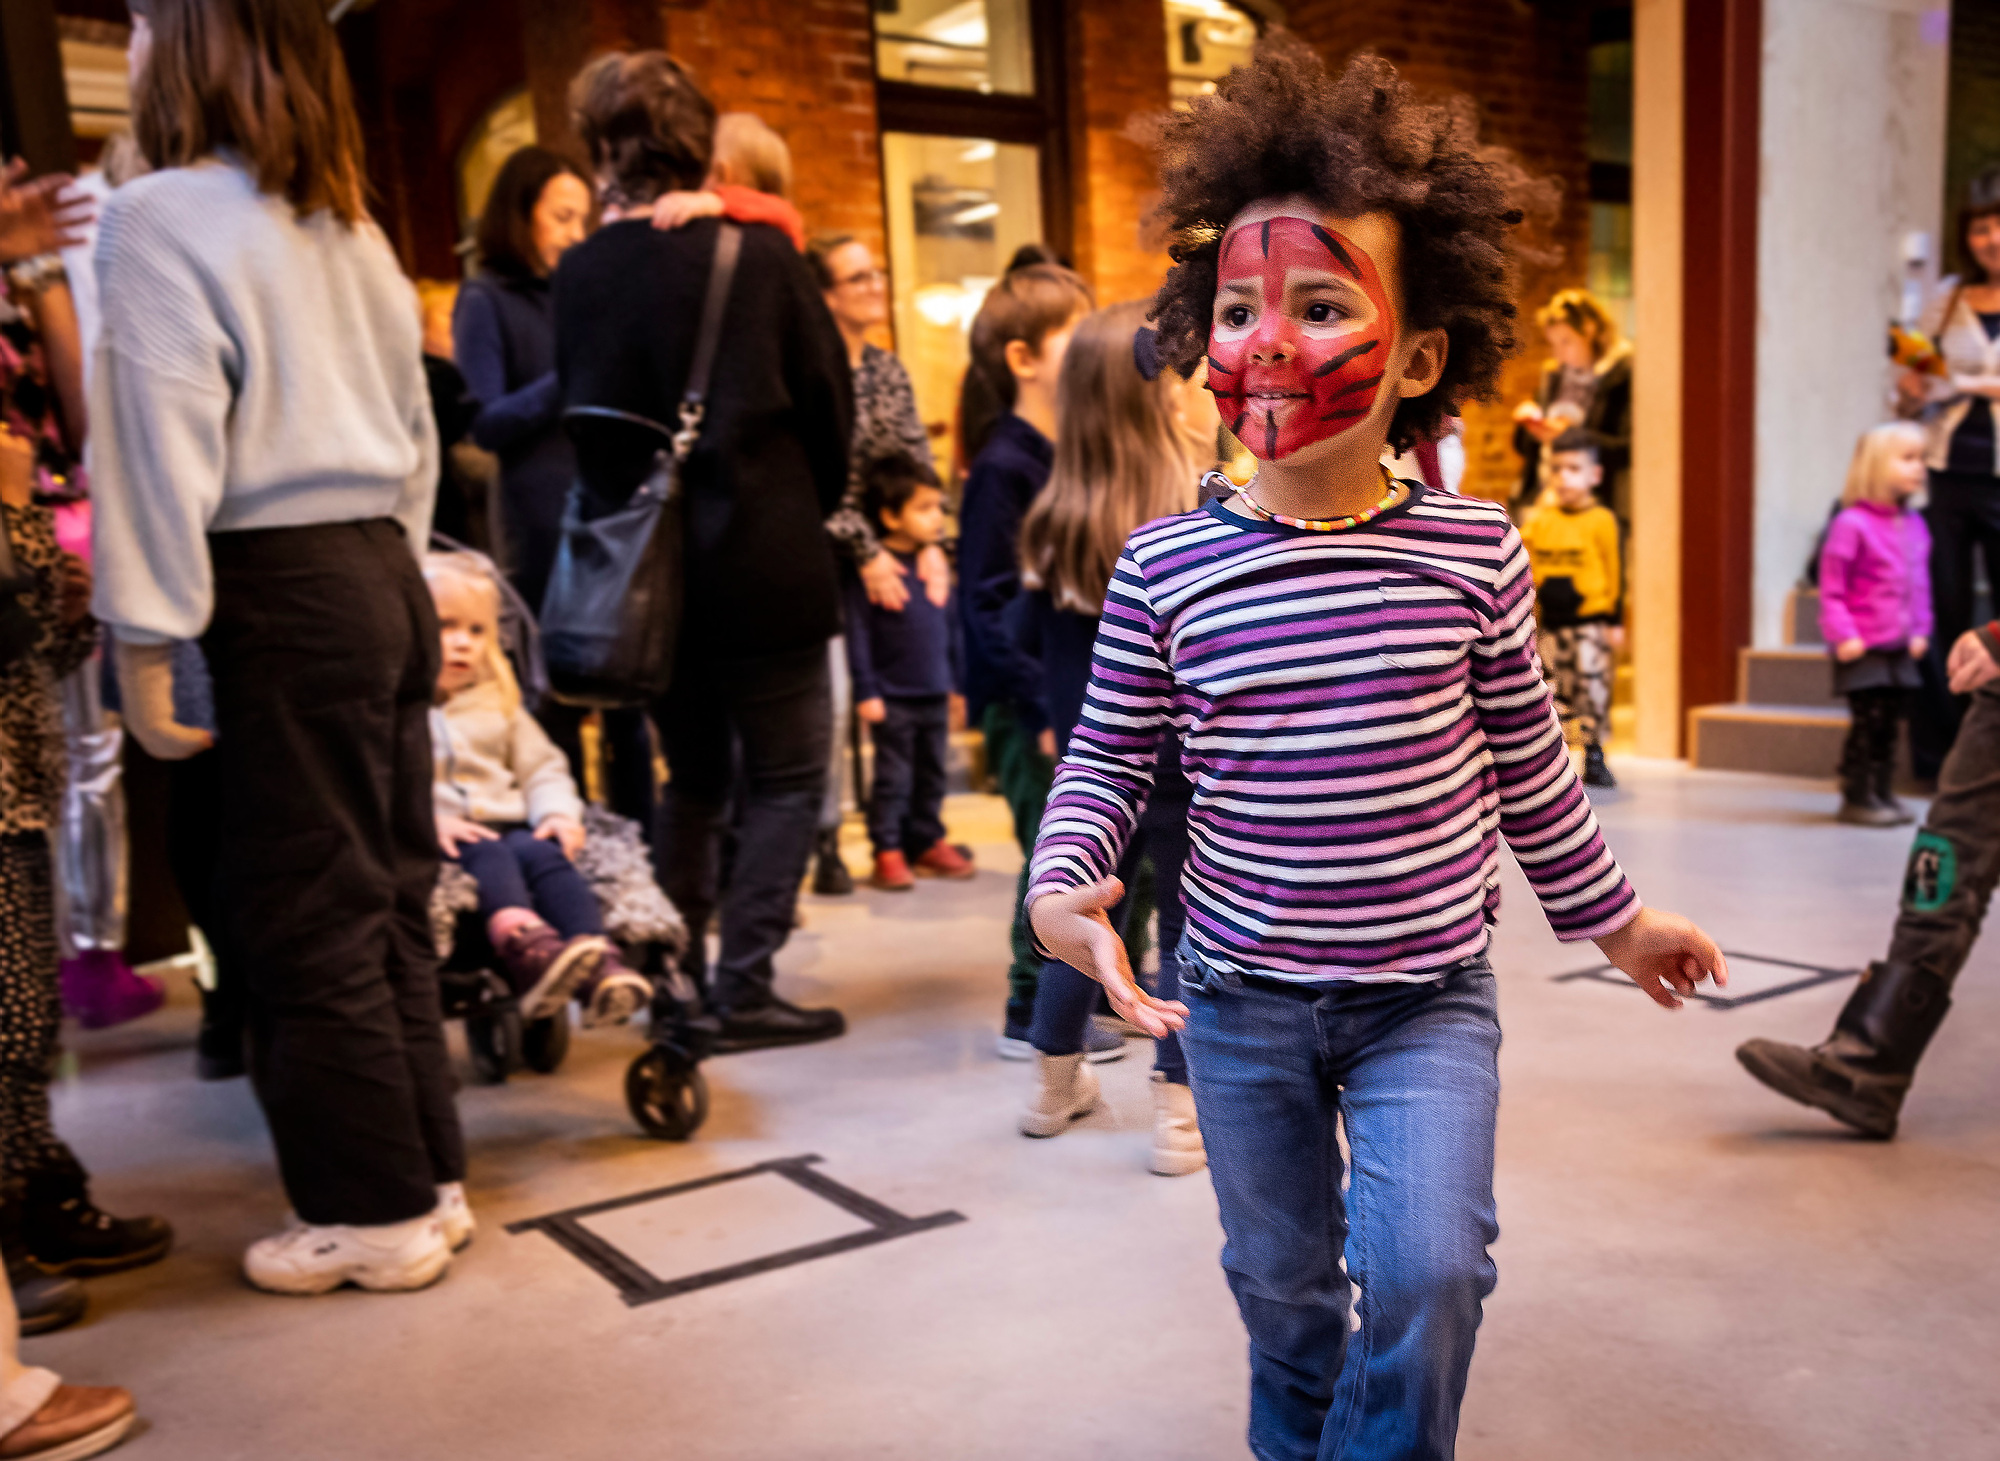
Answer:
[
  {"left": 1753, "top": 0, "right": 1951, "bottom": 647},
  {"left": 1632, "top": 0, "right": 1686, "bottom": 758}
]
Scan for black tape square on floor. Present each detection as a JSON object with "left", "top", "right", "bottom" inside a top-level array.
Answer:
[
  {"left": 1550, "top": 951, "right": 1858, "bottom": 1010},
  {"left": 506, "top": 1155, "right": 965, "bottom": 1306}
]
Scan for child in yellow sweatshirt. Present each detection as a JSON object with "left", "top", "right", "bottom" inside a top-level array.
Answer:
[{"left": 1521, "top": 430, "right": 1625, "bottom": 788}]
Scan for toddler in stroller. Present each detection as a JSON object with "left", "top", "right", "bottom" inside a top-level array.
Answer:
[{"left": 426, "top": 552, "right": 654, "bottom": 1028}]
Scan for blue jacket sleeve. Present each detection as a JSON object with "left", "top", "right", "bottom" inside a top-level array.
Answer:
[
  {"left": 453, "top": 285, "right": 562, "bottom": 456},
  {"left": 844, "top": 577, "right": 881, "bottom": 702},
  {"left": 958, "top": 464, "right": 1047, "bottom": 732}
]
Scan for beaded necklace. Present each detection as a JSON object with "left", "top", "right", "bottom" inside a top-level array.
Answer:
[{"left": 1234, "top": 464, "right": 1405, "bottom": 532}]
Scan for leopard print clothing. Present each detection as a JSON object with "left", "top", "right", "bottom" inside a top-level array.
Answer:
[
  {"left": 823, "top": 344, "right": 936, "bottom": 565},
  {"left": 0, "top": 501, "right": 97, "bottom": 835},
  {"left": 0, "top": 834, "right": 78, "bottom": 1190}
]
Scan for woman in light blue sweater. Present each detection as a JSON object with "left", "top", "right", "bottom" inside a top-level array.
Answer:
[{"left": 86, "top": 0, "right": 467, "bottom": 1296}]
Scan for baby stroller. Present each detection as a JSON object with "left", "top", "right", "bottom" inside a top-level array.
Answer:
[{"left": 427, "top": 539, "right": 717, "bottom": 1140}]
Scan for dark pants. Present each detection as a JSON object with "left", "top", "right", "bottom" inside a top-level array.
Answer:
[
  {"left": 453, "top": 828, "right": 601, "bottom": 937},
  {"left": 0, "top": 835, "right": 81, "bottom": 1195},
  {"left": 538, "top": 703, "right": 656, "bottom": 833},
  {"left": 866, "top": 695, "right": 949, "bottom": 857},
  {"left": 1180, "top": 950, "right": 1501, "bottom": 1461},
  {"left": 982, "top": 702, "right": 1053, "bottom": 1010},
  {"left": 1841, "top": 688, "right": 1906, "bottom": 787},
  {"left": 203, "top": 520, "right": 464, "bottom": 1227},
  {"left": 1913, "top": 469, "right": 2000, "bottom": 773},
  {"left": 1887, "top": 679, "right": 2000, "bottom": 988},
  {"left": 1029, "top": 776, "right": 1193, "bottom": 1081},
  {"left": 651, "top": 646, "right": 831, "bottom": 1010}
]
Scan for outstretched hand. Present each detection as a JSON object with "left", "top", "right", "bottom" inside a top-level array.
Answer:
[
  {"left": 1028, "top": 877, "right": 1189, "bottom": 1038},
  {"left": 0, "top": 159, "right": 92, "bottom": 264},
  {"left": 1594, "top": 906, "right": 1729, "bottom": 1010}
]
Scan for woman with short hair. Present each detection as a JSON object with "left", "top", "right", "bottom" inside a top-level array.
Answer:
[
  {"left": 89, "top": 0, "right": 467, "bottom": 1294},
  {"left": 556, "top": 52, "right": 853, "bottom": 1050}
]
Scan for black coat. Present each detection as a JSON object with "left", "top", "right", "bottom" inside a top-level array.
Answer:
[{"left": 553, "top": 218, "right": 854, "bottom": 663}]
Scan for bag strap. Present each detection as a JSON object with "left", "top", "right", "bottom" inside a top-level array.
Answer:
[{"left": 672, "top": 222, "right": 743, "bottom": 463}]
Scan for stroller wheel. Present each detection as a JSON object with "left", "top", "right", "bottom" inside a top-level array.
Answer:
[
  {"left": 626, "top": 1045, "right": 709, "bottom": 1141},
  {"left": 466, "top": 1007, "right": 524, "bottom": 1084},
  {"left": 522, "top": 1010, "right": 572, "bottom": 1074}
]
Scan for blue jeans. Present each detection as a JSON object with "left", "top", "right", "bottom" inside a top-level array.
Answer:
[
  {"left": 866, "top": 695, "right": 950, "bottom": 857},
  {"left": 453, "top": 828, "right": 602, "bottom": 938},
  {"left": 1178, "top": 944, "right": 1501, "bottom": 1461}
]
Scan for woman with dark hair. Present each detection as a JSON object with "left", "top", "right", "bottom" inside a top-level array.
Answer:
[
  {"left": 1904, "top": 165, "right": 2000, "bottom": 771},
  {"left": 556, "top": 52, "right": 853, "bottom": 1050},
  {"left": 454, "top": 147, "right": 653, "bottom": 828},
  {"left": 1511, "top": 287, "right": 1632, "bottom": 515},
  {"left": 89, "top": 0, "right": 467, "bottom": 1294}
]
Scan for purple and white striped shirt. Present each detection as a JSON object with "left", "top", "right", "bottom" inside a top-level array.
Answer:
[{"left": 1025, "top": 483, "right": 1640, "bottom": 984}]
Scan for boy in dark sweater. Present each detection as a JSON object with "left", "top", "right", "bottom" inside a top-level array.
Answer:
[{"left": 848, "top": 454, "right": 972, "bottom": 891}]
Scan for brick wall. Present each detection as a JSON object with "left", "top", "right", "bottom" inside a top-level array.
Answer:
[
  {"left": 667, "top": 0, "right": 886, "bottom": 260},
  {"left": 1284, "top": 4, "right": 1593, "bottom": 502},
  {"left": 1067, "top": 0, "right": 1173, "bottom": 307}
]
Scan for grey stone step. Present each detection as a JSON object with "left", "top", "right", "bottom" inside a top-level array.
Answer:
[
  {"left": 1785, "top": 587, "right": 1823, "bottom": 646},
  {"left": 1739, "top": 646, "right": 1839, "bottom": 707},
  {"left": 1688, "top": 702, "right": 1848, "bottom": 778}
]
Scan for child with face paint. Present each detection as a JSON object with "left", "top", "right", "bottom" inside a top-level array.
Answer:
[{"left": 1027, "top": 43, "right": 1727, "bottom": 1461}]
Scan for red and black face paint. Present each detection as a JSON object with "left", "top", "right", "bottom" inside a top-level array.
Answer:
[{"left": 1205, "top": 215, "right": 1397, "bottom": 462}]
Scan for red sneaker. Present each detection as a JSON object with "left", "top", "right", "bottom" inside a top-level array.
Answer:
[
  {"left": 913, "top": 840, "right": 976, "bottom": 880},
  {"left": 869, "top": 850, "right": 916, "bottom": 891}
]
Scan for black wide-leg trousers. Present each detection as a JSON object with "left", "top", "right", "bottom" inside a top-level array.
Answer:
[{"left": 202, "top": 519, "right": 464, "bottom": 1226}]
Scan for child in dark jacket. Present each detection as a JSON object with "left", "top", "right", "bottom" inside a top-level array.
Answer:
[{"left": 846, "top": 454, "right": 972, "bottom": 891}]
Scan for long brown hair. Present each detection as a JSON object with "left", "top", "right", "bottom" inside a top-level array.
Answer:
[
  {"left": 1019, "top": 301, "right": 1197, "bottom": 614},
  {"left": 128, "top": 0, "right": 368, "bottom": 225}
]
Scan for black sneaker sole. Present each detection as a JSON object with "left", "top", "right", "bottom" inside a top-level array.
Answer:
[
  {"left": 1735, "top": 1044, "right": 1896, "bottom": 1139},
  {"left": 31, "top": 1233, "right": 173, "bottom": 1278},
  {"left": 711, "top": 1021, "right": 847, "bottom": 1056}
]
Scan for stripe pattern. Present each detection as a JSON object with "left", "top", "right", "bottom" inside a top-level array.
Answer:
[{"left": 1025, "top": 485, "right": 1640, "bottom": 983}]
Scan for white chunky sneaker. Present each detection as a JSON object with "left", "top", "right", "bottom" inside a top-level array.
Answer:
[
  {"left": 1149, "top": 1072, "right": 1207, "bottom": 1176},
  {"left": 583, "top": 967, "right": 653, "bottom": 1029},
  {"left": 1019, "top": 1051, "right": 1102, "bottom": 1138},
  {"left": 435, "top": 1183, "right": 475, "bottom": 1251},
  {"left": 243, "top": 1214, "right": 451, "bottom": 1295}
]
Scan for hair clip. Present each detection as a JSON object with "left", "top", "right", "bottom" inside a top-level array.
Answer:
[{"left": 1133, "top": 326, "right": 1164, "bottom": 381}]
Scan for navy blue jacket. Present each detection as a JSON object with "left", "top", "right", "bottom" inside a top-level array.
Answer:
[
  {"left": 846, "top": 551, "right": 960, "bottom": 700},
  {"left": 452, "top": 271, "right": 574, "bottom": 607},
  {"left": 956, "top": 412, "right": 1052, "bottom": 733}
]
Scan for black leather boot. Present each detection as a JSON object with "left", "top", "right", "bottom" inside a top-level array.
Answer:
[
  {"left": 1582, "top": 743, "right": 1617, "bottom": 789},
  {"left": 1869, "top": 745, "right": 1912, "bottom": 825},
  {"left": 195, "top": 982, "right": 247, "bottom": 1081},
  {"left": 1736, "top": 961, "right": 1951, "bottom": 1138},
  {"left": 1836, "top": 729, "right": 1900, "bottom": 826},
  {"left": 20, "top": 1157, "right": 174, "bottom": 1277},
  {"left": 810, "top": 827, "right": 854, "bottom": 897}
]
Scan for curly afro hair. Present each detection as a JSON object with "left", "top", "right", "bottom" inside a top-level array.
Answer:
[{"left": 1150, "top": 37, "right": 1548, "bottom": 454}]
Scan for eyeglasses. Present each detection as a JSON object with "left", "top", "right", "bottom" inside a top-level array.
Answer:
[{"left": 835, "top": 268, "right": 887, "bottom": 289}]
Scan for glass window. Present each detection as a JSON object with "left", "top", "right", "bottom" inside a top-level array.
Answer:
[
  {"left": 880, "top": 132, "right": 1044, "bottom": 476},
  {"left": 873, "top": 0, "right": 1035, "bottom": 96},
  {"left": 458, "top": 89, "right": 538, "bottom": 237},
  {"left": 1164, "top": 0, "right": 1257, "bottom": 107}
]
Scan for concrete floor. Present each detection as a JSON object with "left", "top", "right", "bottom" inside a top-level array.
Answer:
[{"left": 33, "top": 761, "right": 2000, "bottom": 1460}]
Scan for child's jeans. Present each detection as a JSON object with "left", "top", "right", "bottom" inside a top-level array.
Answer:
[
  {"left": 453, "top": 827, "right": 602, "bottom": 939},
  {"left": 866, "top": 695, "right": 950, "bottom": 857},
  {"left": 1028, "top": 795, "right": 1191, "bottom": 1082},
  {"left": 1177, "top": 942, "right": 1501, "bottom": 1461}
]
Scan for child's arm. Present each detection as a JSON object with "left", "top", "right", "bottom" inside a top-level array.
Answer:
[
  {"left": 844, "top": 576, "right": 883, "bottom": 717},
  {"left": 1025, "top": 551, "right": 1187, "bottom": 1036},
  {"left": 1908, "top": 512, "right": 1935, "bottom": 651},
  {"left": 510, "top": 710, "right": 586, "bottom": 854},
  {"left": 1816, "top": 514, "right": 1864, "bottom": 653}
]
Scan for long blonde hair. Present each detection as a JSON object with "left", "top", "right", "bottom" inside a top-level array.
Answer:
[
  {"left": 424, "top": 552, "right": 522, "bottom": 713},
  {"left": 1019, "top": 301, "right": 1196, "bottom": 613},
  {"left": 1841, "top": 421, "right": 1926, "bottom": 507},
  {"left": 711, "top": 112, "right": 792, "bottom": 199},
  {"left": 1536, "top": 287, "right": 1624, "bottom": 363}
]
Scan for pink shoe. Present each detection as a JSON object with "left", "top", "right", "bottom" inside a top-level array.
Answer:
[{"left": 59, "top": 950, "right": 166, "bottom": 1030}]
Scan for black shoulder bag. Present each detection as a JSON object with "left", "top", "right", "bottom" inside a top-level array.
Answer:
[{"left": 539, "top": 222, "right": 742, "bottom": 708}]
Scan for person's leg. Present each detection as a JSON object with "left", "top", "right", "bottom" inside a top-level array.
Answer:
[
  {"left": 866, "top": 702, "right": 919, "bottom": 859},
  {"left": 0, "top": 1271, "right": 59, "bottom": 1439},
  {"left": 711, "top": 647, "right": 832, "bottom": 1012},
  {"left": 1740, "top": 679, "right": 2000, "bottom": 1135},
  {"left": 1534, "top": 627, "right": 1572, "bottom": 733},
  {"left": 601, "top": 708, "right": 657, "bottom": 832},
  {"left": 0, "top": 837, "right": 81, "bottom": 1198},
  {"left": 206, "top": 522, "right": 448, "bottom": 1228},
  {"left": 1912, "top": 474, "right": 1978, "bottom": 775},
  {"left": 651, "top": 664, "right": 733, "bottom": 992},
  {"left": 453, "top": 835, "right": 534, "bottom": 922},
  {"left": 820, "top": 636, "right": 852, "bottom": 835},
  {"left": 982, "top": 703, "right": 1054, "bottom": 1024},
  {"left": 1177, "top": 950, "right": 1347, "bottom": 1461},
  {"left": 1322, "top": 963, "right": 1500, "bottom": 1461},
  {"left": 1142, "top": 785, "right": 1194, "bottom": 1085},
  {"left": 901, "top": 697, "right": 952, "bottom": 856},
  {"left": 1574, "top": 624, "right": 1613, "bottom": 747},
  {"left": 1837, "top": 690, "right": 1873, "bottom": 809},
  {"left": 508, "top": 829, "right": 604, "bottom": 938}
]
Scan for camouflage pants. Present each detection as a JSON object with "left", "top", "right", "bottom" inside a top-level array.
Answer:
[{"left": 1887, "top": 680, "right": 2000, "bottom": 988}]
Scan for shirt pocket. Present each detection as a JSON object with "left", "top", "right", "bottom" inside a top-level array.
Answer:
[{"left": 1374, "top": 572, "right": 1480, "bottom": 676}]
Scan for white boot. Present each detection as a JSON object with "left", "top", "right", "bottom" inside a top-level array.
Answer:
[
  {"left": 435, "top": 1182, "right": 475, "bottom": 1251},
  {"left": 1019, "top": 1051, "right": 1101, "bottom": 1138},
  {"left": 1150, "top": 1073, "right": 1206, "bottom": 1176},
  {"left": 243, "top": 1213, "right": 451, "bottom": 1295}
]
